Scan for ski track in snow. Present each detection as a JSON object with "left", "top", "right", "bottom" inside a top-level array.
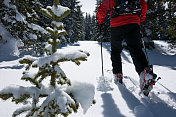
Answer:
[{"left": 0, "top": 41, "right": 176, "bottom": 117}]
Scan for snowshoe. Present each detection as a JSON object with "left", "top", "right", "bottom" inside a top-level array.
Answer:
[
  {"left": 140, "top": 66, "right": 158, "bottom": 96},
  {"left": 142, "top": 78, "right": 156, "bottom": 96}
]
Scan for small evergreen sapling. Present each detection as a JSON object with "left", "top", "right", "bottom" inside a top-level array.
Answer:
[{"left": 0, "top": 0, "right": 92, "bottom": 116}]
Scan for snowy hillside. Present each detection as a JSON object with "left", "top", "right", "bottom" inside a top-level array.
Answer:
[{"left": 0, "top": 41, "right": 176, "bottom": 117}]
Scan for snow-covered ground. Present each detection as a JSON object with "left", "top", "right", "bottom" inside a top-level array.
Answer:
[
  {"left": 0, "top": 23, "right": 19, "bottom": 61},
  {"left": 0, "top": 41, "right": 176, "bottom": 117}
]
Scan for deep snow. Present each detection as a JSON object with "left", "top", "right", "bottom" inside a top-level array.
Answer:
[
  {"left": 0, "top": 23, "right": 19, "bottom": 61},
  {"left": 0, "top": 41, "right": 176, "bottom": 117}
]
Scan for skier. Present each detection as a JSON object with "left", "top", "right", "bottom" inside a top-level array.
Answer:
[{"left": 96, "top": 0, "right": 156, "bottom": 96}]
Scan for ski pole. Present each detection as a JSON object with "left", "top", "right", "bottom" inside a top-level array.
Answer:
[
  {"left": 140, "top": 24, "right": 154, "bottom": 73},
  {"left": 99, "top": 24, "right": 104, "bottom": 76},
  {"left": 140, "top": 26, "right": 150, "bottom": 65},
  {"left": 140, "top": 24, "right": 161, "bottom": 81}
]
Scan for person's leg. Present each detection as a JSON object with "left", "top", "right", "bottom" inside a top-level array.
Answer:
[
  {"left": 111, "top": 26, "right": 124, "bottom": 74},
  {"left": 124, "top": 24, "right": 149, "bottom": 75},
  {"left": 124, "top": 24, "right": 157, "bottom": 96}
]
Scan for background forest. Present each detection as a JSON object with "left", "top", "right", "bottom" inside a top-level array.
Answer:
[{"left": 0, "top": 0, "right": 175, "bottom": 56}]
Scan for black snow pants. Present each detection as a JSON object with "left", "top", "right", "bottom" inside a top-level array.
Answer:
[{"left": 111, "top": 23, "right": 148, "bottom": 75}]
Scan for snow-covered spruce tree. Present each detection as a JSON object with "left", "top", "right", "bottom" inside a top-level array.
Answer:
[
  {"left": 140, "top": 0, "right": 176, "bottom": 48},
  {"left": 90, "top": 14, "right": 97, "bottom": 41},
  {"left": 60, "top": 0, "right": 85, "bottom": 43},
  {"left": 161, "top": 0, "right": 176, "bottom": 43},
  {"left": 84, "top": 13, "right": 93, "bottom": 40},
  {"left": 91, "top": 0, "right": 102, "bottom": 41},
  {"left": 84, "top": 13, "right": 97, "bottom": 41},
  {"left": 36, "top": 0, "right": 53, "bottom": 28},
  {"left": 92, "top": 0, "right": 111, "bottom": 42},
  {"left": 141, "top": 0, "right": 166, "bottom": 41},
  {"left": 0, "top": 0, "right": 47, "bottom": 55},
  {"left": 71, "top": 3, "right": 85, "bottom": 42},
  {"left": 0, "top": 0, "right": 93, "bottom": 116}
]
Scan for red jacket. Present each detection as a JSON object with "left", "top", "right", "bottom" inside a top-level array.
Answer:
[{"left": 96, "top": 0, "right": 147, "bottom": 27}]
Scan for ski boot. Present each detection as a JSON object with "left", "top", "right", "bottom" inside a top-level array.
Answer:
[{"left": 114, "top": 73, "right": 123, "bottom": 84}]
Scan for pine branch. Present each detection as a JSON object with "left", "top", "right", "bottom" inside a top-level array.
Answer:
[
  {"left": 0, "top": 94, "right": 30, "bottom": 104},
  {"left": 19, "top": 58, "right": 35, "bottom": 70},
  {"left": 0, "top": 93, "right": 48, "bottom": 104},
  {"left": 13, "top": 106, "right": 32, "bottom": 117},
  {"left": 21, "top": 77, "right": 40, "bottom": 88}
]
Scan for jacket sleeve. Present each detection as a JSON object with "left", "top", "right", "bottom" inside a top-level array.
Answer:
[
  {"left": 96, "top": 0, "right": 114, "bottom": 24},
  {"left": 140, "top": 0, "right": 147, "bottom": 22}
]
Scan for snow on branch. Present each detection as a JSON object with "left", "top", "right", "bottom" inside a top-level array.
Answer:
[
  {"left": 13, "top": 106, "right": 33, "bottom": 117},
  {"left": 0, "top": 85, "right": 78, "bottom": 116},
  {"left": 32, "top": 50, "right": 89, "bottom": 67},
  {"left": 39, "top": 89, "right": 75, "bottom": 114},
  {"left": 0, "top": 85, "right": 41, "bottom": 104},
  {"left": 40, "top": 5, "right": 70, "bottom": 22},
  {"left": 67, "top": 81, "right": 95, "bottom": 114}
]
